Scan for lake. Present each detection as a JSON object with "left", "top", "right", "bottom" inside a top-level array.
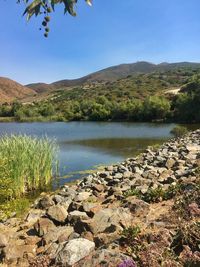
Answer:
[{"left": 0, "top": 122, "right": 197, "bottom": 187}]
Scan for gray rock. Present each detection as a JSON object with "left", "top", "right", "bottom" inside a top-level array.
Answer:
[
  {"left": 88, "top": 208, "right": 132, "bottom": 235},
  {"left": 53, "top": 194, "right": 66, "bottom": 204}
]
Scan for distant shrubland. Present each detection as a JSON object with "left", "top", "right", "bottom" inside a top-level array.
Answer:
[{"left": 0, "top": 68, "right": 200, "bottom": 123}]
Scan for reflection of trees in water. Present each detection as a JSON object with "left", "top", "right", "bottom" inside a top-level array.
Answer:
[{"left": 66, "top": 138, "right": 167, "bottom": 158}]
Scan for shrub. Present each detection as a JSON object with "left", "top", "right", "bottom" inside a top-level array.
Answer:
[{"left": 170, "top": 126, "right": 188, "bottom": 137}]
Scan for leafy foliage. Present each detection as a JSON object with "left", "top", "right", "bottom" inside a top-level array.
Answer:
[{"left": 17, "top": 0, "right": 92, "bottom": 36}]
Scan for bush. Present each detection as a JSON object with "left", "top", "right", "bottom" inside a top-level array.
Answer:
[{"left": 170, "top": 126, "right": 188, "bottom": 137}]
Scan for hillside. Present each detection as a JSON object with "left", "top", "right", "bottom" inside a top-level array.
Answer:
[
  {"left": 0, "top": 67, "right": 199, "bottom": 123},
  {"left": 0, "top": 77, "right": 36, "bottom": 103},
  {"left": 51, "top": 68, "right": 194, "bottom": 103},
  {"left": 27, "top": 61, "right": 200, "bottom": 92}
]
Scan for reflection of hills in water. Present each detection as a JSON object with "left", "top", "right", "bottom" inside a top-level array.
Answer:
[{"left": 65, "top": 138, "right": 167, "bottom": 158}]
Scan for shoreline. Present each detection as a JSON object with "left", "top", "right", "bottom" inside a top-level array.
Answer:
[{"left": 0, "top": 129, "right": 200, "bottom": 266}]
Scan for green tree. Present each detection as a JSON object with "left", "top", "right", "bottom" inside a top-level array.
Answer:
[{"left": 143, "top": 96, "right": 171, "bottom": 121}]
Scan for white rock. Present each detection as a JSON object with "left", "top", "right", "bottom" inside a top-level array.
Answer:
[{"left": 56, "top": 238, "right": 95, "bottom": 265}]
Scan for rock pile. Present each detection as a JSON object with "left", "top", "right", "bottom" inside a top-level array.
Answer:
[{"left": 0, "top": 130, "right": 200, "bottom": 266}]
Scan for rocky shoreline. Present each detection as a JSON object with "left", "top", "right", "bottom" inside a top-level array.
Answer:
[{"left": 0, "top": 130, "right": 200, "bottom": 267}]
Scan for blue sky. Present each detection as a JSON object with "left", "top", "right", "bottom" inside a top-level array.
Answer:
[{"left": 0, "top": 0, "right": 200, "bottom": 84}]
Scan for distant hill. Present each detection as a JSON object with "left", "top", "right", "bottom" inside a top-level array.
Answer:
[
  {"left": 0, "top": 77, "right": 36, "bottom": 103},
  {"left": 27, "top": 61, "right": 200, "bottom": 92}
]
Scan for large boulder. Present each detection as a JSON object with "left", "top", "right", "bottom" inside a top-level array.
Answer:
[
  {"left": 55, "top": 238, "right": 95, "bottom": 266},
  {"left": 88, "top": 208, "right": 132, "bottom": 235}
]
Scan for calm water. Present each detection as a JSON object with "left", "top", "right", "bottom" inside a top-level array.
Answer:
[{"left": 0, "top": 122, "right": 197, "bottom": 187}]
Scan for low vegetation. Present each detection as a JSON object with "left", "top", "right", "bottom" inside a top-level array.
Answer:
[
  {"left": 170, "top": 126, "right": 188, "bottom": 137},
  {"left": 1, "top": 68, "right": 200, "bottom": 123},
  {"left": 0, "top": 135, "right": 57, "bottom": 220}
]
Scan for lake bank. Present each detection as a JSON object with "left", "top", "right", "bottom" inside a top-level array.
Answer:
[
  {"left": 0, "top": 129, "right": 199, "bottom": 266},
  {"left": 0, "top": 122, "right": 199, "bottom": 187},
  {"left": 0, "top": 122, "right": 181, "bottom": 187}
]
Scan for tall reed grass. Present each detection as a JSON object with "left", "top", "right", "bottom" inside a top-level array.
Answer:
[{"left": 0, "top": 135, "right": 57, "bottom": 198}]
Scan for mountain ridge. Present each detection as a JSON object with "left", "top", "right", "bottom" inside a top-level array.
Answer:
[{"left": 26, "top": 61, "right": 200, "bottom": 92}]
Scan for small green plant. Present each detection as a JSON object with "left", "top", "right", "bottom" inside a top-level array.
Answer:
[
  {"left": 122, "top": 226, "right": 141, "bottom": 246},
  {"left": 122, "top": 225, "right": 141, "bottom": 239},
  {"left": 121, "top": 226, "right": 143, "bottom": 259},
  {"left": 142, "top": 187, "right": 165, "bottom": 203},
  {"left": 124, "top": 189, "right": 141, "bottom": 198},
  {"left": 170, "top": 126, "right": 188, "bottom": 138},
  {"left": 163, "top": 184, "right": 182, "bottom": 201}
]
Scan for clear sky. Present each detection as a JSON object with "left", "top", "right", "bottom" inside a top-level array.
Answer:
[{"left": 0, "top": 0, "right": 200, "bottom": 84}]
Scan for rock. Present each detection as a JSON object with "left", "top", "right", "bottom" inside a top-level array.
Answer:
[
  {"left": 3, "top": 243, "right": 36, "bottom": 264},
  {"left": 123, "top": 196, "right": 150, "bottom": 215},
  {"left": 53, "top": 194, "right": 66, "bottom": 204},
  {"left": 34, "top": 218, "right": 56, "bottom": 237},
  {"left": 159, "top": 169, "right": 173, "bottom": 180},
  {"left": 36, "top": 195, "right": 54, "bottom": 209},
  {"left": 59, "top": 188, "right": 77, "bottom": 199},
  {"left": 114, "top": 173, "right": 123, "bottom": 179},
  {"left": 188, "top": 202, "right": 200, "bottom": 217},
  {"left": 186, "top": 145, "right": 199, "bottom": 152},
  {"left": 81, "top": 231, "right": 94, "bottom": 242},
  {"left": 25, "top": 209, "right": 45, "bottom": 226},
  {"left": 74, "top": 192, "right": 91, "bottom": 202},
  {"left": 165, "top": 158, "right": 176, "bottom": 169},
  {"left": 123, "top": 171, "right": 132, "bottom": 178},
  {"left": 47, "top": 204, "right": 68, "bottom": 223},
  {"left": 76, "top": 248, "right": 133, "bottom": 267},
  {"left": 55, "top": 238, "right": 95, "bottom": 266},
  {"left": 43, "top": 226, "right": 74, "bottom": 244},
  {"left": 105, "top": 166, "right": 114, "bottom": 171},
  {"left": 92, "top": 184, "right": 105, "bottom": 192},
  {"left": 137, "top": 184, "right": 149, "bottom": 194},
  {"left": 94, "top": 231, "right": 122, "bottom": 247},
  {"left": 99, "top": 171, "right": 111, "bottom": 178},
  {"left": 88, "top": 208, "right": 132, "bottom": 235},
  {"left": 0, "top": 233, "right": 9, "bottom": 248},
  {"left": 24, "top": 236, "right": 41, "bottom": 246},
  {"left": 68, "top": 211, "right": 89, "bottom": 223}
]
